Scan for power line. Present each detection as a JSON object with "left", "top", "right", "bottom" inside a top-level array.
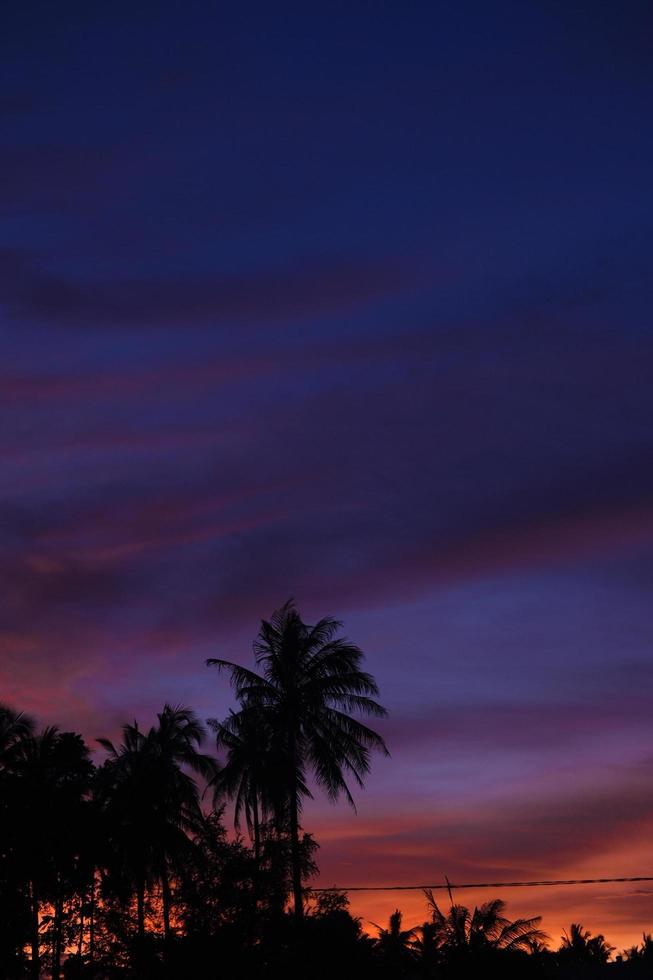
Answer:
[{"left": 312, "top": 875, "right": 653, "bottom": 893}]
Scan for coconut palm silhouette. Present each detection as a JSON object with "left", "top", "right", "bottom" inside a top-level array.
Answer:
[
  {"left": 424, "top": 891, "right": 547, "bottom": 956},
  {"left": 208, "top": 599, "right": 388, "bottom": 919},
  {"left": 97, "top": 704, "right": 212, "bottom": 942},
  {"left": 207, "top": 707, "right": 276, "bottom": 866},
  {"left": 559, "top": 922, "right": 614, "bottom": 965}
]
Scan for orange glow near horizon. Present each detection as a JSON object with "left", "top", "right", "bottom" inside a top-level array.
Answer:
[
  {"left": 307, "top": 801, "right": 653, "bottom": 955},
  {"left": 344, "top": 881, "right": 653, "bottom": 954}
]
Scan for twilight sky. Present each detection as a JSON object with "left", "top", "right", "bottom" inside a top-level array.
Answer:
[{"left": 2, "top": 0, "right": 653, "bottom": 949}]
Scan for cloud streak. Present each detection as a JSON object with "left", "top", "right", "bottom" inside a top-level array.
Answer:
[{"left": 0, "top": 246, "right": 422, "bottom": 329}]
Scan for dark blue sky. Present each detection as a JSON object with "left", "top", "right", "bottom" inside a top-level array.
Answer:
[{"left": 2, "top": 0, "right": 653, "bottom": 945}]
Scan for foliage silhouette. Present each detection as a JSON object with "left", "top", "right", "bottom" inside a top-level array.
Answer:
[
  {"left": 423, "top": 891, "right": 548, "bottom": 956},
  {"left": 1, "top": 725, "right": 93, "bottom": 980},
  {"left": 96, "top": 705, "right": 211, "bottom": 949},
  {"left": 206, "top": 707, "right": 275, "bottom": 866},
  {"left": 559, "top": 922, "right": 615, "bottom": 967},
  {"left": 207, "top": 599, "right": 389, "bottom": 919},
  {"left": 4, "top": 609, "right": 653, "bottom": 979},
  {"left": 372, "top": 909, "right": 418, "bottom": 977},
  {"left": 0, "top": 702, "right": 34, "bottom": 761}
]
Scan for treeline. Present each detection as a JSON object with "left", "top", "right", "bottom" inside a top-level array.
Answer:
[
  {"left": 359, "top": 903, "right": 653, "bottom": 979},
  {"left": 1, "top": 602, "right": 651, "bottom": 979},
  {"left": 0, "top": 601, "right": 389, "bottom": 979}
]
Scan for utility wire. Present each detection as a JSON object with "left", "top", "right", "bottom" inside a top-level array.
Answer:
[{"left": 312, "top": 875, "right": 653, "bottom": 893}]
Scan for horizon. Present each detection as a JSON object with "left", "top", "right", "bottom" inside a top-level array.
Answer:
[{"left": 3, "top": 0, "right": 653, "bottom": 960}]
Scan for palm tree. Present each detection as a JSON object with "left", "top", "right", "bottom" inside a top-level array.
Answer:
[
  {"left": 0, "top": 705, "right": 37, "bottom": 974},
  {"left": 208, "top": 600, "right": 389, "bottom": 920},
  {"left": 148, "top": 705, "right": 214, "bottom": 939},
  {"left": 0, "top": 703, "right": 34, "bottom": 765},
  {"left": 206, "top": 707, "right": 275, "bottom": 865},
  {"left": 623, "top": 933, "right": 653, "bottom": 963},
  {"left": 5, "top": 727, "right": 93, "bottom": 980},
  {"left": 411, "top": 920, "right": 441, "bottom": 975},
  {"left": 559, "top": 922, "right": 614, "bottom": 965},
  {"left": 373, "top": 909, "right": 417, "bottom": 975},
  {"left": 151, "top": 704, "right": 213, "bottom": 778},
  {"left": 97, "top": 705, "right": 213, "bottom": 943},
  {"left": 424, "top": 892, "right": 547, "bottom": 957},
  {"left": 95, "top": 722, "right": 152, "bottom": 942},
  {"left": 3, "top": 726, "right": 61, "bottom": 980}
]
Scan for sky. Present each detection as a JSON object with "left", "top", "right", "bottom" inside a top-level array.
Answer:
[{"left": 2, "top": 0, "right": 653, "bottom": 951}]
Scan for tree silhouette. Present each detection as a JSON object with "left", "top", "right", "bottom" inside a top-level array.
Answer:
[
  {"left": 559, "top": 922, "right": 614, "bottom": 966},
  {"left": 3, "top": 727, "right": 93, "bottom": 980},
  {"left": 424, "top": 891, "right": 547, "bottom": 958},
  {"left": 0, "top": 703, "right": 34, "bottom": 763},
  {"left": 95, "top": 722, "right": 153, "bottom": 943},
  {"left": 0, "top": 703, "right": 35, "bottom": 976},
  {"left": 373, "top": 909, "right": 417, "bottom": 976},
  {"left": 147, "top": 705, "right": 215, "bottom": 941},
  {"left": 622, "top": 932, "right": 653, "bottom": 967},
  {"left": 5, "top": 695, "right": 653, "bottom": 980},
  {"left": 208, "top": 599, "right": 389, "bottom": 919},
  {"left": 96, "top": 705, "right": 212, "bottom": 946},
  {"left": 410, "top": 920, "right": 441, "bottom": 976},
  {"left": 206, "top": 707, "right": 275, "bottom": 866}
]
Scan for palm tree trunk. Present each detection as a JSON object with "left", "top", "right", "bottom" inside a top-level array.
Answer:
[
  {"left": 136, "top": 877, "right": 146, "bottom": 941},
  {"left": 51, "top": 887, "right": 63, "bottom": 980},
  {"left": 78, "top": 906, "right": 84, "bottom": 958},
  {"left": 287, "top": 732, "right": 303, "bottom": 921},
  {"left": 30, "top": 880, "right": 40, "bottom": 980},
  {"left": 161, "top": 869, "right": 171, "bottom": 942},
  {"left": 89, "top": 872, "right": 95, "bottom": 965},
  {"left": 269, "top": 818, "right": 285, "bottom": 915},
  {"left": 252, "top": 796, "right": 261, "bottom": 910},
  {"left": 289, "top": 790, "right": 303, "bottom": 920},
  {"left": 252, "top": 797, "right": 261, "bottom": 867}
]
